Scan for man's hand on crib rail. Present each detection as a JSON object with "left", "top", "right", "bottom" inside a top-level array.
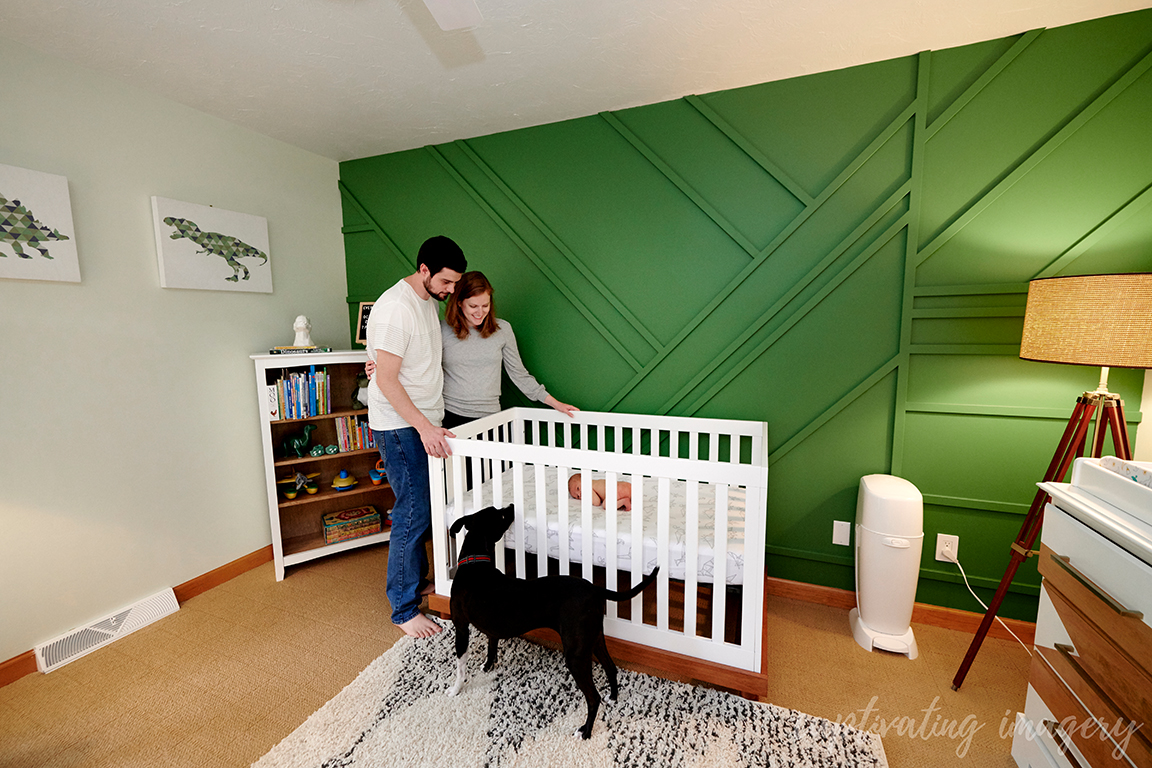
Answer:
[{"left": 418, "top": 422, "right": 455, "bottom": 458}]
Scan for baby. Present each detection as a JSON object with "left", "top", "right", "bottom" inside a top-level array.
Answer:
[{"left": 567, "top": 473, "right": 633, "bottom": 511}]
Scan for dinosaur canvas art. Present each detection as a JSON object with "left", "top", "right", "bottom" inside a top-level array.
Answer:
[
  {"left": 0, "top": 163, "right": 81, "bottom": 283},
  {"left": 151, "top": 196, "right": 272, "bottom": 292},
  {"left": 162, "top": 216, "right": 268, "bottom": 282},
  {"left": 1, "top": 195, "right": 70, "bottom": 259}
]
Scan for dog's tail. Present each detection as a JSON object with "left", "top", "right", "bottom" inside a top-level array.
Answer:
[{"left": 599, "top": 566, "right": 659, "bottom": 602}]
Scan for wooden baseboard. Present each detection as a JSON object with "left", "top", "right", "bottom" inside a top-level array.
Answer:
[
  {"left": 1, "top": 544, "right": 275, "bottom": 690},
  {"left": 0, "top": 651, "right": 37, "bottom": 688},
  {"left": 172, "top": 545, "right": 273, "bottom": 603},
  {"left": 765, "top": 576, "right": 1036, "bottom": 646}
]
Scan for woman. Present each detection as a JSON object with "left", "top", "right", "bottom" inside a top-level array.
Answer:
[
  {"left": 364, "top": 271, "right": 577, "bottom": 429},
  {"left": 440, "top": 271, "right": 576, "bottom": 428}
]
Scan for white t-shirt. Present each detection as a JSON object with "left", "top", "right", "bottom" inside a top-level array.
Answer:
[{"left": 365, "top": 279, "right": 444, "bottom": 431}]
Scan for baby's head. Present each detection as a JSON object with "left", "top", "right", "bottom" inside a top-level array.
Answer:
[{"left": 567, "top": 473, "right": 582, "bottom": 500}]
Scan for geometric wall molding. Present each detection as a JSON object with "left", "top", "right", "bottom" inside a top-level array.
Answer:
[{"left": 341, "top": 9, "right": 1152, "bottom": 619}]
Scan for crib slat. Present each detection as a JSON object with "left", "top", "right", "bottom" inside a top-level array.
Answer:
[
  {"left": 470, "top": 455, "right": 482, "bottom": 512},
  {"left": 533, "top": 463, "right": 548, "bottom": 578},
  {"left": 709, "top": 432, "right": 719, "bottom": 462},
  {"left": 605, "top": 471, "right": 618, "bottom": 620},
  {"left": 429, "top": 454, "right": 450, "bottom": 591},
  {"left": 684, "top": 479, "right": 699, "bottom": 638},
  {"left": 657, "top": 477, "right": 670, "bottom": 632},
  {"left": 630, "top": 476, "right": 643, "bottom": 622},
  {"left": 452, "top": 455, "right": 466, "bottom": 527},
  {"left": 712, "top": 482, "right": 728, "bottom": 643},
  {"left": 580, "top": 471, "right": 593, "bottom": 582},
  {"left": 557, "top": 467, "right": 571, "bottom": 575},
  {"left": 513, "top": 461, "right": 525, "bottom": 578}
]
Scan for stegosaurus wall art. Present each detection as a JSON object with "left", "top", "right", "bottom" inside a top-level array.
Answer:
[
  {"left": 0, "top": 163, "right": 80, "bottom": 283},
  {"left": 151, "top": 196, "right": 272, "bottom": 293}
]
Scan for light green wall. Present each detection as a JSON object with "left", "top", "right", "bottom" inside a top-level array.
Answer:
[
  {"left": 341, "top": 9, "right": 1152, "bottom": 621},
  {"left": 0, "top": 39, "right": 347, "bottom": 661}
]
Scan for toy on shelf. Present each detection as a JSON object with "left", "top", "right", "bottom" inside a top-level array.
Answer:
[
  {"left": 332, "top": 469, "right": 358, "bottom": 491},
  {"left": 325, "top": 444, "right": 339, "bottom": 455},
  {"left": 282, "top": 423, "right": 317, "bottom": 458},
  {"left": 322, "top": 505, "right": 381, "bottom": 544},
  {"left": 309, "top": 445, "right": 324, "bottom": 457},
  {"left": 351, "top": 371, "right": 370, "bottom": 410},
  {"left": 369, "top": 459, "right": 387, "bottom": 485},
  {"left": 277, "top": 471, "right": 319, "bottom": 500}
]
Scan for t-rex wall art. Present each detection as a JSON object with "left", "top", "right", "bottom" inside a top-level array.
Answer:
[
  {"left": 0, "top": 163, "right": 81, "bottom": 283},
  {"left": 151, "top": 196, "right": 272, "bottom": 292},
  {"left": 162, "top": 217, "right": 268, "bottom": 283}
]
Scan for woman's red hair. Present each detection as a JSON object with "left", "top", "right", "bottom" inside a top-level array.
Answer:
[{"left": 445, "top": 271, "right": 498, "bottom": 340}]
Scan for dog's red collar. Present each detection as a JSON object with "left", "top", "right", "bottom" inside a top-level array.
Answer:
[{"left": 457, "top": 555, "right": 491, "bottom": 566}]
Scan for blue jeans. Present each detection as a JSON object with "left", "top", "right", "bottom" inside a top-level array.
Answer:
[{"left": 374, "top": 427, "right": 431, "bottom": 625}]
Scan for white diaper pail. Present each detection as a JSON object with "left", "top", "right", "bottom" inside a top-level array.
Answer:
[{"left": 849, "top": 474, "right": 923, "bottom": 659}]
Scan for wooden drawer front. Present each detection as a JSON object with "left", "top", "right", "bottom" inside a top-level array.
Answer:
[
  {"left": 1041, "top": 584, "right": 1152, "bottom": 764},
  {"left": 1030, "top": 654, "right": 1141, "bottom": 768},
  {"left": 1039, "top": 513, "right": 1152, "bottom": 673},
  {"left": 1035, "top": 639, "right": 1152, "bottom": 765}
]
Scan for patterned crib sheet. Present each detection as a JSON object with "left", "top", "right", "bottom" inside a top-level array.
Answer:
[{"left": 445, "top": 465, "right": 748, "bottom": 585}]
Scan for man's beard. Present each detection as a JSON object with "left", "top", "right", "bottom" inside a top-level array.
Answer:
[{"left": 424, "top": 275, "right": 450, "bottom": 301}]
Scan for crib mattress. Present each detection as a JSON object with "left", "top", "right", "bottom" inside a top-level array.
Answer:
[{"left": 445, "top": 465, "right": 747, "bottom": 585}]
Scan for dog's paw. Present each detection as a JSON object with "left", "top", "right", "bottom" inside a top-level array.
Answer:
[
  {"left": 573, "top": 726, "right": 593, "bottom": 740},
  {"left": 447, "top": 683, "right": 462, "bottom": 697}
]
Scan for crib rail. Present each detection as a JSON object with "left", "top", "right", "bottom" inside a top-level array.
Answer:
[{"left": 429, "top": 408, "right": 768, "bottom": 673}]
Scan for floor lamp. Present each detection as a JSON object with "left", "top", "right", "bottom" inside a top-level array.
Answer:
[{"left": 951, "top": 272, "right": 1152, "bottom": 691}]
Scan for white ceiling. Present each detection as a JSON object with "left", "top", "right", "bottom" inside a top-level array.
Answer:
[{"left": 4, "top": 0, "right": 1151, "bottom": 162}]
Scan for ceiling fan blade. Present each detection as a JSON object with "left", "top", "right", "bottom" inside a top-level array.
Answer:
[{"left": 423, "top": 0, "right": 483, "bottom": 31}]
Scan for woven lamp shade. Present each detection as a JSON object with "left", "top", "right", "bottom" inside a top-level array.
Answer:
[{"left": 1020, "top": 273, "right": 1152, "bottom": 369}]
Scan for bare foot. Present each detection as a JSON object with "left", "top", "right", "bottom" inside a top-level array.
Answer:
[
  {"left": 397, "top": 613, "right": 441, "bottom": 638},
  {"left": 419, "top": 582, "right": 436, "bottom": 596}
]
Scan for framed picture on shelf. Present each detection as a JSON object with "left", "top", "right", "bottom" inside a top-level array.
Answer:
[
  {"left": 151, "top": 196, "right": 272, "bottom": 292},
  {"left": 356, "top": 301, "right": 374, "bottom": 345},
  {"left": 1, "top": 162, "right": 80, "bottom": 283}
]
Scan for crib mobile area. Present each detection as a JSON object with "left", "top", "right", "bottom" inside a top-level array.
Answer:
[{"left": 426, "top": 408, "right": 770, "bottom": 697}]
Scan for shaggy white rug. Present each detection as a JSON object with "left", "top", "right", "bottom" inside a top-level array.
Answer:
[{"left": 253, "top": 619, "right": 887, "bottom": 768}]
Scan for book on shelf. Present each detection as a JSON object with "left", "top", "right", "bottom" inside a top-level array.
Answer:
[
  {"left": 268, "top": 346, "right": 333, "bottom": 355},
  {"left": 275, "top": 366, "right": 331, "bottom": 420},
  {"left": 334, "top": 414, "right": 375, "bottom": 452}
]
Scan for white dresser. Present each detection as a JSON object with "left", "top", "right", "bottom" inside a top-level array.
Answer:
[{"left": 1013, "top": 457, "right": 1152, "bottom": 768}]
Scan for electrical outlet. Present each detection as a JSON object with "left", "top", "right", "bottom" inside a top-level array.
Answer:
[
  {"left": 936, "top": 533, "right": 959, "bottom": 562},
  {"left": 833, "top": 520, "right": 851, "bottom": 546}
]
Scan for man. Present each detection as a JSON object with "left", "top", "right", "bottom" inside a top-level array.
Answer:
[{"left": 367, "top": 235, "right": 466, "bottom": 638}]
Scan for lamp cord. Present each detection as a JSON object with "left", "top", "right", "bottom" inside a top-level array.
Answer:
[{"left": 949, "top": 555, "right": 1033, "bottom": 657}]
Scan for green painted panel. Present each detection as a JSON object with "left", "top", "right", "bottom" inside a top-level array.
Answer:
[
  {"left": 340, "top": 9, "right": 1152, "bottom": 620},
  {"left": 910, "top": 317, "right": 1024, "bottom": 345},
  {"left": 908, "top": 354, "right": 1145, "bottom": 413},
  {"left": 612, "top": 99, "right": 806, "bottom": 249},
  {"left": 902, "top": 411, "right": 1115, "bottom": 507},
  {"left": 765, "top": 372, "right": 896, "bottom": 551},
  {"left": 699, "top": 56, "right": 916, "bottom": 194},
  {"left": 919, "top": 10, "right": 1152, "bottom": 250},
  {"left": 925, "top": 35, "right": 1021, "bottom": 126},
  {"left": 464, "top": 117, "right": 752, "bottom": 346}
]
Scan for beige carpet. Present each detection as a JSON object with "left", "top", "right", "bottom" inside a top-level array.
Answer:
[{"left": 0, "top": 543, "right": 1028, "bottom": 767}]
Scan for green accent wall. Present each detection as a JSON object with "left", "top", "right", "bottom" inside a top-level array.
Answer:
[{"left": 340, "top": 9, "right": 1152, "bottom": 621}]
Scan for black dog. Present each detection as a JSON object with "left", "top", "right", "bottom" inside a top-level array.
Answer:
[{"left": 447, "top": 504, "right": 659, "bottom": 739}]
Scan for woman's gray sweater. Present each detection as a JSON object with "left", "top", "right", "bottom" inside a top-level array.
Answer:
[{"left": 441, "top": 318, "right": 549, "bottom": 418}]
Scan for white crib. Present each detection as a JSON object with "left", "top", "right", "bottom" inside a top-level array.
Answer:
[{"left": 427, "top": 408, "right": 768, "bottom": 690}]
